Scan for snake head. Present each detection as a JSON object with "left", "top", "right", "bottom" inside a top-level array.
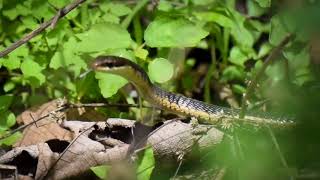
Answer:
[
  {"left": 91, "top": 56, "right": 130, "bottom": 71},
  {"left": 91, "top": 55, "right": 152, "bottom": 86}
]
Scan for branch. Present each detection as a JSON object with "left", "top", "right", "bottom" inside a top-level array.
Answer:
[
  {"left": 0, "top": 119, "right": 224, "bottom": 179},
  {"left": 0, "top": 0, "right": 86, "bottom": 58},
  {"left": 69, "top": 102, "right": 154, "bottom": 109},
  {"left": 240, "top": 34, "right": 293, "bottom": 118},
  {"left": 0, "top": 99, "right": 159, "bottom": 141}
]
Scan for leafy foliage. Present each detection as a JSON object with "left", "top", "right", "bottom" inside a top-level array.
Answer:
[
  {"left": 90, "top": 165, "right": 111, "bottom": 179},
  {"left": 148, "top": 58, "right": 173, "bottom": 83},
  {"left": 1, "top": 0, "right": 320, "bottom": 179},
  {"left": 144, "top": 16, "right": 209, "bottom": 47},
  {"left": 136, "top": 147, "right": 155, "bottom": 180}
]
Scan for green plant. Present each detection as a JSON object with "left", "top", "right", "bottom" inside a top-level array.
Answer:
[{"left": 1, "top": 0, "right": 320, "bottom": 179}]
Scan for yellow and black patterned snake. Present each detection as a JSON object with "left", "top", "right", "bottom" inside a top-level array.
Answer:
[{"left": 91, "top": 56, "right": 296, "bottom": 129}]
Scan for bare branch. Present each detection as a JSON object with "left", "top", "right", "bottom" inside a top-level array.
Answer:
[{"left": 0, "top": 0, "right": 86, "bottom": 58}]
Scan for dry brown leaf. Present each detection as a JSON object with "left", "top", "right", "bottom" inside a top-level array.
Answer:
[
  {"left": 1, "top": 119, "right": 224, "bottom": 179},
  {"left": 14, "top": 99, "right": 73, "bottom": 147},
  {"left": 0, "top": 143, "right": 58, "bottom": 179}
]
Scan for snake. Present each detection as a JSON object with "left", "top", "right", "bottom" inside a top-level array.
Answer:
[{"left": 91, "top": 56, "right": 296, "bottom": 129}]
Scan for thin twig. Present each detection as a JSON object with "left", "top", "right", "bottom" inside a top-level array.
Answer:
[
  {"left": 239, "top": 34, "right": 293, "bottom": 118},
  {"left": 44, "top": 124, "right": 96, "bottom": 179},
  {"left": 173, "top": 155, "right": 184, "bottom": 178},
  {"left": 0, "top": 0, "right": 86, "bottom": 58},
  {"left": 267, "top": 126, "right": 293, "bottom": 179},
  {"left": 0, "top": 102, "right": 153, "bottom": 141},
  {"left": 69, "top": 102, "right": 154, "bottom": 109},
  {"left": 29, "top": 113, "right": 38, "bottom": 128}
]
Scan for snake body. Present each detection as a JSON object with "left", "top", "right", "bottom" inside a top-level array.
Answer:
[{"left": 92, "top": 56, "right": 296, "bottom": 129}]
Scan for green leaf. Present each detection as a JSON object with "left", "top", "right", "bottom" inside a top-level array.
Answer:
[
  {"left": 0, "top": 110, "right": 16, "bottom": 132},
  {"left": 46, "top": 19, "right": 68, "bottom": 47},
  {"left": 293, "top": 67, "right": 313, "bottom": 86},
  {"left": 109, "top": 3, "right": 132, "bottom": 17},
  {"left": 76, "top": 23, "right": 131, "bottom": 52},
  {"left": 21, "top": 16, "right": 38, "bottom": 30},
  {"left": 0, "top": 132, "right": 22, "bottom": 146},
  {"left": 194, "top": 12, "right": 234, "bottom": 28},
  {"left": 257, "top": 42, "right": 272, "bottom": 58},
  {"left": 284, "top": 45, "right": 310, "bottom": 70},
  {"left": 76, "top": 72, "right": 98, "bottom": 100},
  {"left": 2, "top": 57, "right": 21, "bottom": 70},
  {"left": 100, "top": 3, "right": 132, "bottom": 17},
  {"left": 252, "top": 60, "right": 263, "bottom": 75},
  {"left": 232, "top": 84, "right": 246, "bottom": 94},
  {"left": 31, "top": 0, "right": 55, "bottom": 20},
  {"left": 229, "top": 10, "right": 255, "bottom": 47},
  {"left": 269, "top": 14, "right": 290, "bottom": 46},
  {"left": 254, "top": 0, "right": 270, "bottom": 8},
  {"left": 265, "top": 60, "right": 286, "bottom": 83},
  {"left": 148, "top": 58, "right": 174, "bottom": 83},
  {"left": 283, "top": 44, "right": 312, "bottom": 85},
  {"left": 104, "top": 49, "right": 136, "bottom": 61},
  {"left": 48, "top": 0, "right": 72, "bottom": 8},
  {"left": 248, "top": 0, "right": 267, "bottom": 17},
  {"left": 95, "top": 72, "right": 128, "bottom": 98},
  {"left": 248, "top": 19, "right": 270, "bottom": 33},
  {"left": 0, "top": 95, "right": 13, "bottom": 111},
  {"left": 221, "top": 66, "right": 245, "bottom": 82},
  {"left": 134, "top": 48, "right": 149, "bottom": 60},
  {"left": 5, "top": 111, "right": 15, "bottom": 127},
  {"left": 9, "top": 45, "right": 29, "bottom": 57},
  {"left": 229, "top": 47, "right": 250, "bottom": 66},
  {"left": 192, "top": 0, "right": 216, "bottom": 5},
  {"left": 2, "top": 4, "right": 31, "bottom": 20},
  {"left": 101, "top": 13, "right": 120, "bottom": 24},
  {"left": 3, "top": 81, "right": 15, "bottom": 92},
  {"left": 158, "top": 0, "right": 173, "bottom": 11},
  {"left": 50, "top": 37, "right": 87, "bottom": 76},
  {"left": 2, "top": 45, "right": 29, "bottom": 70},
  {"left": 90, "top": 165, "right": 111, "bottom": 179},
  {"left": 21, "top": 59, "right": 46, "bottom": 86},
  {"left": 144, "top": 16, "right": 209, "bottom": 47},
  {"left": 137, "top": 148, "right": 155, "bottom": 180}
]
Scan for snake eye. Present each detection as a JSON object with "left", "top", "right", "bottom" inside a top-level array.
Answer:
[{"left": 102, "top": 61, "right": 116, "bottom": 68}]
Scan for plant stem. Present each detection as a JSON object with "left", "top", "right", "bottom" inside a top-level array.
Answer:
[
  {"left": 121, "top": 0, "right": 149, "bottom": 29},
  {"left": 204, "top": 42, "right": 216, "bottom": 103},
  {"left": 239, "top": 34, "right": 293, "bottom": 118}
]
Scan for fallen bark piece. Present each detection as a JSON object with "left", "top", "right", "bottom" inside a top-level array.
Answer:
[
  {"left": 0, "top": 119, "right": 224, "bottom": 179},
  {"left": 148, "top": 120, "right": 224, "bottom": 163}
]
